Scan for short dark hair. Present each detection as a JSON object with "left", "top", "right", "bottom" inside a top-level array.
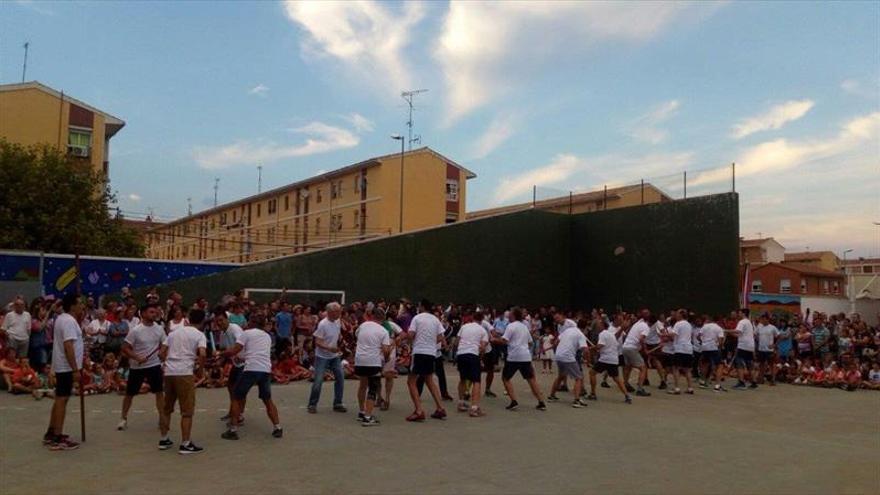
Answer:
[
  {"left": 141, "top": 302, "right": 160, "bottom": 312},
  {"left": 577, "top": 318, "right": 589, "bottom": 330},
  {"left": 419, "top": 299, "right": 432, "bottom": 310},
  {"left": 212, "top": 305, "right": 228, "bottom": 318},
  {"left": 61, "top": 293, "right": 79, "bottom": 312},
  {"left": 510, "top": 307, "right": 523, "bottom": 321},
  {"left": 188, "top": 308, "right": 206, "bottom": 325},
  {"left": 371, "top": 307, "right": 386, "bottom": 320}
]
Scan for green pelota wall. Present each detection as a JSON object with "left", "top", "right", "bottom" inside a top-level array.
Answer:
[{"left": 144, "top": 193, "right": 739, "bottom": 313}]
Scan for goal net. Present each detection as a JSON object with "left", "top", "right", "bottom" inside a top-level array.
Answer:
[{"left": 242, "top": 288, "right": 347, "bottom": 305}]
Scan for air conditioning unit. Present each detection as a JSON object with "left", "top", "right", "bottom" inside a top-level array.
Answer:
[{"left": 68, "top": 145, "right": 90, "bottom": 157}]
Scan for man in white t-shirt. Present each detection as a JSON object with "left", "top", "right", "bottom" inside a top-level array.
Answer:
[
  {"left": 353, "top": 307, "right": 392, "bottom": 426},
  {"left": 697, "top": 314, "right": 726, "bottom": 391},
  {"left": 158, "top": 309, "right": 207, "bottom": 454},
  {"left": 455, "top": 309, "right": 490, "bottom": 417},
  {"left": 118, "top": 303, "right": 167, "bottom": 431},
  {"left": 587, "top": 319, "right": 632, "bottom": 404},
  {"left": 755, "top": 314, "right": 780, "bottom": 385},
  {"left": 221, "top": 313, "right": 283, "bottom": 440},
  {"left": 1, "top": 297, "right": 31, "bottom": 359},
  {"left": 43, "top": 293, "right": 84, "bottom": 451},
  {"left": 548, "top": 318, "right": 590, "bottom": 408},
  {"left": 500, "top": 307, "right": 547, "bottom": 411},
  {"left": 404, "top": 300, "right": 447, "bottom": 422},
  {"left": 621, "top": 309, "right": 652, "bottom": 397},
  {"left": 308, "top": 302, "right": 347, "bottom": 414},
  {"left": 212, "top": 308, "right": 246, "bottom": 424},
  {"left": 667, "top": 309, "right": 695, "bottom": 395},
  {"left": 85, "top": 309, "right": 110, "bottom": 351},
  {"left": 728, "top": 309, "right": 758, "bottom": 390}
]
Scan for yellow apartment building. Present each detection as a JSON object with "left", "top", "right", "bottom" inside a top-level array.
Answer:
[
  {"left": 0, "top": 81, "right": 125, "bottom": 179},
  {"left": 467, "top": 183, "right": 671, "bottom": 220},
  {"left": 145, "top": 147, "right": 475, "bottom": 262}
]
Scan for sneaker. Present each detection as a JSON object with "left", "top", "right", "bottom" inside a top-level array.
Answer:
[
  {"left": 430, "top": 408, "right": 447, "bottom": 420},
  {"left": 732, "top": 382, "right": 747, "bottom": 390},
  {"left": 178, "top": 442, "right": 204, "bottom": 455},
  {"left": 667, "top": 388, "right": 681, "bottom": 395},
  {"left": 333, "top": 404, "right": 348, "bottom": 413},
  {"left": 536, "top": 402, "right": 547, "bottom": 411},
  {"left": 636, "top": 389, "right": 651, "bottom": 397},
  {"left": 117, "top": 419, "right": 127, "bottom": 431},
  {"left": 361, "top": 416, "right": 380, "bottom": 427},
  {"left": 457, "top": 402, "right": 469, "bottom": 412},
  {"left": 219, "top": 414, "right": 230, "bottom": 422},
  {"left": 698, "top": 381, "right": 709, "bottom": 389},
  {"left": 307, "top": 406, "right": 317, "bottom": 414},
  {"left": 749, "top": 383, "right": 759, "bottom": 389},
  {"left": 586, "top": 393, "right": 597, "bottom": 401},
  {"left": 505, "top": 400, "right": 519, "bottom": 411},
  {"left": 600, "top": 381, "right": 610, "bottom": 388},
  {"left": 220, "top": 429, "right": 239, "bottom": 441},
  {"left": 625, "top": 383, "right": 636, "bottom": 393},
  {"left": 272, "top": 428, "right": 283, "bottom": 439},
  {"left": 571, "top": 399, "right": 587, "bottom": 409},
  {"left": 158, "top": 438, "right": 174, "bottom": 450},
  {"left": 643, "top": 378, "right": 651, "bottom": 387},
  {"left": 49, "top": 437, "right": 80, "bottom": 451},
  {"left": 685, "top": 388, "right": 695, "bottom": 395},
  {"left": 405, "top": 411, "right": 426, "bottom": 422},
  {"left": 357, "top": 412, "right": 366, "bottom": 422},
  {"left": 42, "top": 431, "right": 57, "bottom": 445},
  {"left": 624, "top": 395, "right": 633, "bottom": 404},
  {"left": 468, "top": 407, "right": 486, "bottom": 417},
  {"left": 547, "top": 395, "right": 560, "bottom": 402},
  {"left": 658, "top": 381, "right": 668, "bottom": 390},
  {"left": 485, "top": 390, "right": 497, "bottom": 398}
]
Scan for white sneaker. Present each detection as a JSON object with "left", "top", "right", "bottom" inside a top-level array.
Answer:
[{"left": 117, "top": 419, "right": 127, "bottom": 431}]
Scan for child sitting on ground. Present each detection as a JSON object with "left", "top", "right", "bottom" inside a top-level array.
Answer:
[
  {"left": 843, "top": 362, "right": 862, "bottom": 391},
  {"left": 273, "top": 348, "right": 312, "bottom": 383},
  {"left": 33, "top": 364, "right": 54, "bottom": 400},
  {"left": 793, "top": 358, "right": 816, "bottom": 385},
  {"left": 11, "top": 357, "right": 37, "bottom": 395},
  {"left": 102, "top": 353, "right": 121, "bottom": 393},
  {"left": 0, "top": 348, "right": 20, "bottom": 392},
  {"left": 863, "top": 362, "right": 880, "bottom": 390}
]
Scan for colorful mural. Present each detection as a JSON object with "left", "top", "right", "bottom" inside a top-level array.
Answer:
[
  {"left": 748, "top": 292, "right": 801, "bottom": 319},
  {"left": 0, "top": 251, "right": 239, "bottom": 300}
]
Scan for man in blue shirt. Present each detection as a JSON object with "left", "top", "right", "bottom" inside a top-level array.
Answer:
[{"left": 274, "top": 302, "right": 293, "bottom": 357}]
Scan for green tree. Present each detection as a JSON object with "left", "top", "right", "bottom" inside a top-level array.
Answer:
[{"left": 0, "top": 139, "right": 144, "bottom": 257}]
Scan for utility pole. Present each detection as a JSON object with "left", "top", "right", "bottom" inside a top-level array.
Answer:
[
  {"left": 257, "top": 165, "right": 263, "bottom": 193},
  {"left": 187, "top": 197, "right": 192, "bottom": 216},
  {"left": 401, "top": 89, "right": 428, "bottom": 151},
  {"left": 22, "top": 42, "right": 29, "bottom": 82},
  {"left": 213, "top": 177, "right": 220, "bottom": 207}
]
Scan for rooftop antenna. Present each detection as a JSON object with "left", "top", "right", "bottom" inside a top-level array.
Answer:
[
  {"left": 213, "top": 177, "right": 220, "bottom": 207},
  {"left": 187, "top": 197, "right": 192, "bottom": 216},
  {"left": 257, "top": 165, "right": 263, "bottom": 193},
  {"left": 22, "top": 42, "right": 29, "bottom": 82},
  {"left": 401, "top": 89, "right": 428, "bottom": 151}
]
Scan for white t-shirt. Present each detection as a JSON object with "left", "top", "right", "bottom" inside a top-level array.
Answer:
[
  {"left": 480, "top": 320, "right": 494, "bottom": 353},
  {"left": 502, "top": 321, "right": 533, "bottom": 362},
  {"left": 2, "top": 311, "right": 32, "bottom": 341},
  {"left": 163, "top": 326, "right": 206, "bottom": 376},
  {"left": 735, "top": 318, "right": 756, "bottom": 351},
  {"left": 691, "top": 325, "right": 703, "bottom": 352},
  {"left": 236, "top": 329, "right": 272, "bottom": 373},
  {"left": 699, "top": 323, "right": 724, "bottom": 351},
  {"left": 670, "top": 320, "right": 694, "bottom": 354},
  {"left": 555, "top": 326, "right": 587, "bottom": 363},
  {"left": 314, "top": 317, "right": 342, "bottom": 360},
  {"left": 597, "top": 329, "right": 620, "bottom": 365},
  {"left": 86, "top": 319, "right": 110, "bottom": 344},
  {"left": 52, "top": 312, "right": 84, "bottom": 373},
  {"left": 225, "top": 323, "right": 245, "bottom": 367},
  {"left": 354, "top": 321, "right": 392, "bottom": 367},
  {"left": 168, "top": 319, "right": 188, "bottom": 333},
  {"left": 623, "top": 320, "right": 650, "bottom": 350},
  {"left": 646, "top": 321, "right": 663, "bottom": 345},
  {"left": 125, "top": 322, "right": 167, "bottom": 369},
  {"left": 556, "top": 318, "right": 576, "bottom": 333},
  {"left": 456, "top": 322, "right": 489, "bottom": 356},
  {"left": 756, "top": 323, "right": 779, "bottom": 352},
  {"left": 609, "top": 325, "right": 624, "bottom": 355},
  {"left": 409, "top": 312, "right": 444, "bottom": 356}
]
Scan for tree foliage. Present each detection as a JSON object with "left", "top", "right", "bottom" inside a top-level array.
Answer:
[{"left": 0, "top": 139, "right": 144, "bottom": 257}]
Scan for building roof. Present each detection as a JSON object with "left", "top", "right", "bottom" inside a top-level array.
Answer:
[
  {"left": 467, "top": 183, "right": 672, "bottom": 219},
  {"left": 841, "top": 257, "right": 880, "bottom": 265},
  {"left": 753, "top": 262, "right": 844, "bottom": 278},
  {"left": 148, "top": 147, "right": 475, "bottom": 230},
  {"left": 784, "top": 251, "right": 838, "bottom": 262},
  {"left": 0, "top": 81, "right": 126, "bottom": 137}
]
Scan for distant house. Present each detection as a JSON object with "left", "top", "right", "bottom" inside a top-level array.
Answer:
[
  {"left": 749, "top": 262, "right": 845, "bottom": 297},
  {"left": 740, "top": 237, "right": 785, "bottom": 265},
  {"left": 784, "top": 251, "right": 840, "bottom": 272}
]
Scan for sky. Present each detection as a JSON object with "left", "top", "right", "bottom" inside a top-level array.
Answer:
[{"left": 2, "top": 1, "right": 878, "bottom": 257}]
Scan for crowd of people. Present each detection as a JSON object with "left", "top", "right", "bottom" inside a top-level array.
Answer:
[{"left": 1, "top": 288, "right": 879, "bottom": 453}]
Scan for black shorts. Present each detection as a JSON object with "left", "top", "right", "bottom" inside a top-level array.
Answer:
[
  {"left": 674, "top": 353, "right": 694, "bottom": 368},
  {"left": 127, "top": 365, "right": 163, "bottom": 396},
  {"left": 412, "top": 354, "right": 436, "bottom": 376},
  {"left": 502, "top": 361, "right": 535, "bottom": 380},
  {"left": 593, "top": 361, "right": 619, "bottom": 377},
  {"left": 55, "top": 371, "right": 73, "bottom": 397},
  {"left": 482, "top": 349, "right": 499, "bottom": 368},
  {"left": 734, "top": 350, "right": 754, "bottom": 369},
  {"left": 702, "top": 350, "right": 722, "bottom": 367},
  {"left": 756, "top": 351, "right": 774, "bottom": 363},
  {"left": 618, "top": 355, "right": 625, "bottom": 367},
  {"left": 660, "top": 352, "right": 675, "bottom": 368},
  {"left": 354, "top": 365, "right": 382, "bottom": 378},
  {"left": 457, "top": 354, "right": 482, "bottom": 383},
  {"left": 228, "top": 365, "right": 244, "bottom": 389},
  {"left": 232, "top": 371, "right": 272, "bottom": 401}
]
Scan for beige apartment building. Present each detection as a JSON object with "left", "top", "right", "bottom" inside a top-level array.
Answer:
[{"left": 145, "top": 147, "right": 475, "bottom": 262}]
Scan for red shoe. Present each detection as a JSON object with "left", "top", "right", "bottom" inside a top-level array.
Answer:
[
  {"left": 405, "top": 411, "right": 426, "bottom": 422},
  {"left": 431, "top": 408, "right": 447, "bottom": 420}
]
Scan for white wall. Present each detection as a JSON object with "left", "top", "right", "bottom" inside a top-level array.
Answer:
[
  {"left": 765, "top": 242, "right": 785, "bottom": 263},
  {"left": 801, "top": 295, "right": 880, "bottom": 325}
]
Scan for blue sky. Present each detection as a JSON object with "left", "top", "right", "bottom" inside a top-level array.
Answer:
[{"left": 2, "top": 1, "right": 878, "bottom": 256}]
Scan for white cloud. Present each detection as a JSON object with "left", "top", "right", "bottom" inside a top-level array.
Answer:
[
  {"left": 248, "top": 84, "right": 270, "bottom": 96},
  {"left": 435, "top": 2, "right": 717, "bottom": 123},
  {"left": 15, "top": 0, "right": 55, "bottom": 15},
  {"left": 471, "top": 113, "right": 518, "bottom": 159},
  {"left": 127, "top": 193, "right": 142, "bottom": 202},
  {"left": 343, "top": 113, "right": 375, "bottom": 133},
  {"left": 841, "top": 78, "right": 878, "bottom": 99},
  {"left": 731, "top": 99, "right": 814, "bottom": 139},
  {"left": 193, "top": 122, "right": 359, "bottom": 169},
  {"left": 283, "top": 1, "right": 426, "bottom": 94},
  {"left": 626, "top": 99, "right": 680, "bottom": 144},
  {"left": 493, "top": 154, "right": 582, "bottom": 205}
]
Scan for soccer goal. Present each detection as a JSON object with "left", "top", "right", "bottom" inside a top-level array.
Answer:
[{"left": 242, "top": 288, "right": 346, "bottom": 305}]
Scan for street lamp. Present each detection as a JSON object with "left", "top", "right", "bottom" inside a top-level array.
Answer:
[
  {"left": 842, "top": 248, "right": 854, "bottom": 314},
  {"left": 391, "top": 134, "right": 405, "bottom": 233}
]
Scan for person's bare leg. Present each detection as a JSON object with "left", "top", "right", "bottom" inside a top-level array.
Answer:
[
  {"left": 672, "top": 367, "right": 681, "bottom": 389},
  {"left": 573, "top": 378, "right": 583, "bottom": 398},
  {"left": 526, "top": 377, "right": 544, "bottom": 402},
  {"left": 154, "top": 392, "right": 164, "bottom": 419},
  {"left": 457, "top": 378, "right": 466, "bottom": 400},
  {"left": 485, "top": 368, "right": 495, "bottom": 393},
  {"left": 407, "top": 375, "right": 423, "bottom": 413},
  {"left": 638, "top": 365, "right": 648, "bottom": 388},
  {"left": 49, "top": 396, "right": 69, "bottom": 435},
  {"left": 383, "top": 374, "right": 394, "bottom": 407},
  {"left": 180, "top": 415, "right": 192, "bottom": 443},
  {"left": 264, "top": 399, "right": 279, "bottom": 425},
  {"left": 549, "top": 374, "right": 563, "bottom": 396},
  {"left": 502, "top": 378, "right": 518, "bottom": 402},
  {"left": 613, "top": 376, "right": 628, "bottom": 396},
  {"left": 683, "top": 368, "right": 693, "bottom": 390},
  {"left": 424, "top": 375, "right": 444, "bottom": 410},
  {"left": 589, "top": 370, "right": 598, "bottom": 395},
  {"left": 228, "top": 400, "right": 242, "bottom": 428},
  {"left": 471, "top": 383, "right": 482, "bottom": 409},
  {"left": 357, "top": 378, "right": 367, "bottom": 412},
  {"left": 121, "top": 394, "right": 133, "bottom": 421}
]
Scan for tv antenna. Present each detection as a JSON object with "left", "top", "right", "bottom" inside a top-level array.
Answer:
[
  {"left": 401, "top": 89, "right": 428, "bottom": 151},
  {"left": 257, "top": 165, "right": 263, "bottom": 193},
  {"left": 213, "top": 177, "right": 220, "bottom": 207},
  {"left": 187, "top": 197, "right": 192, "bottom": 216},
  {"left": 22, "top": 42, "right": 29, "bottom": 82}
]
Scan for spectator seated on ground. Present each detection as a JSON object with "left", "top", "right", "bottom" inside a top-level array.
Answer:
[
  {"left": 101, "top": 353, "right": 122, "bottom": 393},
  {"left": 33, "top": 364, "right": 54, "bottom": 400},
  {"left": 11, "top": 357, "right": 37, "bottom": 395},
  {"left": 863, "top": 362, "right": 880, "bottom": 390},
  {"left": 273, "top": 349, "right": 312, "bottom": 383},
  {"left": 204, "top": 361, "right": 227, "bottom": 388},
  {"left": 1, "top": 348, "right": 20, "bottom": 391}
]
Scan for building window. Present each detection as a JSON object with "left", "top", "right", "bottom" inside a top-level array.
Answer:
[
  {"left": 822, "top": 280, "right": 830, "bottom": 294},
  {"left": 268, "top": 199, "right": 277, "bottom": 215},
  {"left": 330, "top": 214, "right": 342, "bottom": 231},
  {"left": 220, "top": 213, "right": 227, "bottom": 226},
  {"left": 832, "top": 281, "right": 840, "bottom": 295},
  {"left": 446, "top": 180, "right": 459, "bottom": 201},
  {"left": 284, "top": 195, "right": 290, "bottom": 211},
  {"left": 354, "top": 175, "right": 361, "bottom": 193},
  {"left": 865, "top": 265, "right": 874, "bottom": 274},
  {"left": 315, "top": 217, "right": 321, "bottom": 234},
  {"left": 232, "top": 210, "right": 237, "bottom": 223},
  {"left": 219, "top": 238, "right": 226, "bottom": 250},
  {"left": 800, "top": 280, "right": 807, "bottom": 294},
  {"left": 68, "top": 129, "right": 91, "bottom": 156},
  {"left": 353, "top": 210, "right": 360, "bottom": 227},
  {"left": 257, "top": 203, "right": 262, "bottom": 218},
  {"left": 316, "top": 188, "right": 323, "bottom": 203},
  {"left": 268, "top": 227, "right": 275, "bottom": 242},
  {"left": 780, "top": 279, "right": 791, "bottom": 293},
  {"left": 751, "top": 280, "right": 763, "bottom": 293}
]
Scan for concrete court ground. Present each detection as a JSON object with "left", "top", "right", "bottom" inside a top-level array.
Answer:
[{"left": 1, "top": 366, "right": 878, "bottom": 495}]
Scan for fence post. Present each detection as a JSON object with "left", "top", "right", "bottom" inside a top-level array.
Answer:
[
  {"left": 603, "top": 185, "right": 607, "bottom": 210},
  {"left": 640, "top": 179, "right": 644, "bottom": 205},
  {"left": 569, "top": 191, "right": 573, "bottom": 214},
  {"left": 732, "top": 162, "right": 736, "bottom": 192},
  {"left": 683, "top": 171, "right": 687, "bottom": 199}
]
